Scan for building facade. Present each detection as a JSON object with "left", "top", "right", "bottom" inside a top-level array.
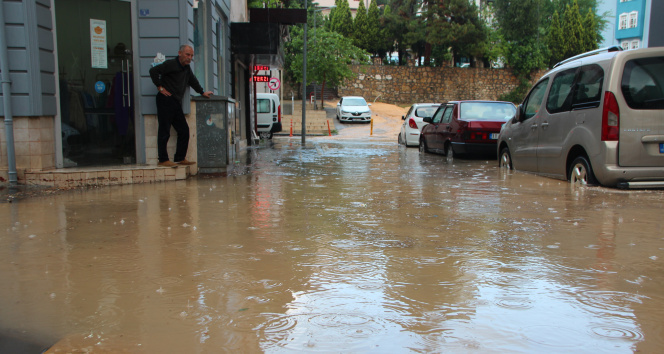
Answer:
[
  {"left": 601, "top": 0, "right": 661, "bottom": 50},
  {"left": 0, "top": 0, "right": 277, "bottom": 184}
]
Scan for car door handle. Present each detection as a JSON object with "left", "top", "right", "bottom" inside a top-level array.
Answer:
[
  {"left": 541, "top": 122, "right": 549, "bottom": 128},
  {"left": 531, "top": 124, "right": 538, "bottom": 129}
]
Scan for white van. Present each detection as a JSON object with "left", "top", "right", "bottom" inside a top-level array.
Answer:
[{"left": 256, "top": 93, "right": 282, "bottom": 139}]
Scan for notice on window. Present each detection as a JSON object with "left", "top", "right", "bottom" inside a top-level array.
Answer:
[{"left": 90, "top": 19, "right": 107, "bottom": 69}]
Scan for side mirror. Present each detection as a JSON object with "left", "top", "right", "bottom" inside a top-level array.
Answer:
[
  {"left": 423, "top": 117, "right": 433, "bottom": 123},
  {"left": 401, "top": 115, "right": 406, "bottom": 120},
  {"left": 368, "top": 103, "right": 372, "bottom": 106},
  {"left": 513, "top": 104, "right": 523, "bottom": 123}
]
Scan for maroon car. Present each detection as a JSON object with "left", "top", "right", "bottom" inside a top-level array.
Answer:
[{"left": 419, "top": 100, "right": 516, "bottom": 158}]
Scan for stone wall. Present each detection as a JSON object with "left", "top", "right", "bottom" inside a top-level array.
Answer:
[{"left": 337, "top": 65, "right": 543, "bottom": 105}]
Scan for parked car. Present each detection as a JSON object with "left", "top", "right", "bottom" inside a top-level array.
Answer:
[
  {"left": 497, "top": 46, "right": 664, "bottom": 189},
  {"left": 419, "top": 100, "right": 516, "bottom": 158},
  {"left": 399, "top": 103, "right": 440, "bottom": 147},
  {"left": 336, "top": 96, "right": 372, "bottom": 123},
  {"left": 257, "top": 93, "right": 282, "bottom": 139}
]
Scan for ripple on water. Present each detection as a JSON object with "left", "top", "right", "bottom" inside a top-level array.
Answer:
[
  {"left": 575, "top": 290, "right": 648, "bottom": 315},
  {"left": 522, "top": 325, "right": 586, "bottom": 348},
  {"left": 589, "top": 324, "right": 644, "bottom": 341},
  {"left": 494, "top": 296, "right": 535, "bottom": 310},
  {"left": 256, "top": 312, "right": 390, "bottom": 352}
]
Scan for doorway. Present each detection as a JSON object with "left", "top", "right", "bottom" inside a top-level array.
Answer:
[{"left": 55, "top": 0, "right": 135, "bottom": 167}]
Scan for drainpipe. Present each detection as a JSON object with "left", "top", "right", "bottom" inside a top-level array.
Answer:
[{"left": 0, "top": 4, "right": 17, "bottom": 185}]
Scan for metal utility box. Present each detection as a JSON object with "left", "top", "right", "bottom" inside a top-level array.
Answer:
[{"left": 194, "top": 96, "right": 235, "bottom": 173}]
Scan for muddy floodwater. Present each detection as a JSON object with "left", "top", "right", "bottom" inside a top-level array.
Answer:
[{"left": 2, "top": 138, "right": 664, "bottom": 353}]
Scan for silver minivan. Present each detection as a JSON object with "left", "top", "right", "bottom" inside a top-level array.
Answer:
[{"left": 497, "top": 46, "right": 664, "bottom": 189}]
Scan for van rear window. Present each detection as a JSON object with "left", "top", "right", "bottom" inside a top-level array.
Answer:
[
  {"left": 257, "top": 98, "right": 272, "bottom": 113},
  {"left": 621, "top": 57, "right": 664, "bottom": 109}
]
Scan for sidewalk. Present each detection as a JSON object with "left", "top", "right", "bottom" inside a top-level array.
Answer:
[{"left": 279, "top": 101, "right": 336, "bottom": 136}]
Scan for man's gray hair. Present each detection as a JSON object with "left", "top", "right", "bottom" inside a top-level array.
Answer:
[{"left": 179, "top": 44, "right": 193, "bottom": 52}]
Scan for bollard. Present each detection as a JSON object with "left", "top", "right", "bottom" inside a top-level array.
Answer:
[
  {"left": 327, "top": 120, "right": 331, "bottom": 136},
  {"left": 370, "top": 118, "right": 373, "bottom": 136},
  {"left": 290, "top": 119, "right": 293, "bottom": 137}
]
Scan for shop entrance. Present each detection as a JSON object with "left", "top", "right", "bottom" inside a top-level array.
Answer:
[{"left": 55, "top": 0, "right": 135, "bottom": 167}]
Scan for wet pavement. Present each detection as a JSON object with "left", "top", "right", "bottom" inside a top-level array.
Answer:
[{"left": 2, "top": 136, "right": 664, "bottom": 353}]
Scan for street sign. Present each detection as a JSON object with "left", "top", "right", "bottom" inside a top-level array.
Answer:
[
  {"left": 253, "top": 75, "right": 270, "bottom": 82},
  {"left": 268, "top": 77, "right": 281, "bottom": 90}
]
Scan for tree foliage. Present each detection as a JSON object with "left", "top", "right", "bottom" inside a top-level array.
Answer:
[
  {"left": 330, "top": 0, "right": 354, "bottom": 38},
  {"left": 546, "top": 0, "right": 601, "bottom": 66},
  {"left": 424, "top": 0, "right": 487, "bottom": 66},
  {"left": 285, "top": 25, "right": 370, "bottom": 89},
  {"left": 353, "top": 0, "right": 369, "bottom": 50}
]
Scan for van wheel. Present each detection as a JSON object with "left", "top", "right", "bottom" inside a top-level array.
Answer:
[
  {"left": 499, "top": 147, "right": 513, "bottom": 170},
  {"left": 419, "top": 139, "right": 428, "bottom": 153},
  {"left": 569, "top": 156, "right": 597, "bottom": 185}
]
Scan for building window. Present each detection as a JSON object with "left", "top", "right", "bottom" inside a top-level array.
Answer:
[
  {"left": 629, "top": 11, "right": 638, "bottom": 28},
  {"left": 619, "top": 13, "right": 628, "bottom": 30},
  {"left": 621, "top": 41, "right": 630, "bottom": 50},
  {"left": 631, "top": 40, "right": 640, "bottom": 49}
]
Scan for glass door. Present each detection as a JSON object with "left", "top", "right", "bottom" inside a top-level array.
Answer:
[{"left": 55, "top": 0, "right": 134, "bottom": 167}]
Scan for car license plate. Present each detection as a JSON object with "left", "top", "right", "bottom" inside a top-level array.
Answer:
[
  {"left": 660, "top": 143, "right": 664, "bottom": 153},
  {"left": 490, "top": 133, "right": 499, "bottom": 140}
]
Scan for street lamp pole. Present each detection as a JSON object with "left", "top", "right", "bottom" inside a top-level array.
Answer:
[{"left": 302, "top": 0, "right": 308, "bottom": 145}]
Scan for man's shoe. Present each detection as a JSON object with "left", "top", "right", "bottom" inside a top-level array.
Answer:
[
  {"left": 158, "top": 160, "right": 178, "bottom": 168},
  {"left": 176, "top": 159, "right": 196, "bottom": 165}
]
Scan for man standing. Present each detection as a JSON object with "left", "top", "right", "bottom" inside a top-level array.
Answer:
[{"left": 149, "top": 44, "right": 212, "bottom": 167}]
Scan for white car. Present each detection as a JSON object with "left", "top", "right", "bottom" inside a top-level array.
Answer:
[
  {"left": 398, "top": 103, "right": 440, "bottom": 147},
  {"left": 336, "top": 96, "right": 372, "bottom": 123}
]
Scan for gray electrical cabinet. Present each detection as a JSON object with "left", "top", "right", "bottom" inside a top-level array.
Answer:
[{"left": 194, "top": 96, "right": 235, "bottom": 173}]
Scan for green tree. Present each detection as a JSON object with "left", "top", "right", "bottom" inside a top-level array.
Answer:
[
  {"left": 547, "top": 11, "right": 565, "bottom": 66},
  {"left": 383, "top": 0, "right": 422, "bottom": 65},
  {"left": 424, "top": 0, "right": 487, "bottom": 67},
  {"left": 353, "top": 0, "right": 369, "bottom": 50},
  {"left": 366, "top": 0, "right": 383, "bottom": 56},
  {"left": 562, "top": 0, "right": 584, "bottom": 59},
  {"left": 285, "top": 25, "right": 370, "bottom": 107},
  {"left": 494, "top": 0, "right": 549, "bottom": 102},
  {"left": 582, "top": 8, "right": 598, "bottom": 51},
  {"left": 330, "top": 0, "right": 354, "bottom": 38}
]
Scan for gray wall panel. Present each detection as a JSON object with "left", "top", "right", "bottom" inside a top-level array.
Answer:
[
  {"left": 139, "top": 38, "right": 180, "bottom": 57},
  {"left": 38, "top": 27, "right": 54, "bottom": 51},
  {"left": 9, "top": 73, "right": 30, "bottom": 94},
  {"left": 3, "top": 2, "right": 24, "bottom": 25},
  {"left": 39, "top": 49, "right": 55, "bottom": 73},
  {"left": 140, "top": 76, "right": 159, "bottom": 95},
  {"left": 0, "top": 97, "right": 32, "bottom": 116},
  {"left": 138, "top": 18, "right": 179, "bottom": 37},
  {"left": 40, "top": 73, "right": 55, "bottom": 94},
  {"left": 140, "top": 96, "right": 157, "bottom": 115},
  {"left": 36, "top": 3, "right": 52, "bottom": 27},
  {"left": 8, "top": 50, "right": 28, "bottom": 71},
  {"left": 137, "top": 0, "right": 180, "bottom": 18},
  {"left": 41, "top": 95, "right": 56, "bottom": 115},
  {"left": 5, "top": 25, "right": 26, "bottom": 47}
]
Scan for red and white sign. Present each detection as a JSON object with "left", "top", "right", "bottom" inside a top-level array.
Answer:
[{"left": 268, "top": 77, "right": 281, "bottom": 91}]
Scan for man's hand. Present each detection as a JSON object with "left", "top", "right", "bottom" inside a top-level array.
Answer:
[
  {"left": 202, "top": 91, "right": 213, "bottom": 98},
  {"left": 158, "top": 86, "right": 171, "bottom": 97}
]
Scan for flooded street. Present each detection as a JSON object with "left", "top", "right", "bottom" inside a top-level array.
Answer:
[{"left": 2, "top": 137, "right": 664, "bottom": 353}]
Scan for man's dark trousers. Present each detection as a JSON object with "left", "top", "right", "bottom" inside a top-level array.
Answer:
[{"left": 157, "top": 94, "right": 189, "bottom": 163}]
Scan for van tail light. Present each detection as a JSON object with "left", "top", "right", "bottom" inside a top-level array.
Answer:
[
  {"left": 602, "top": 91, "right": 619, "bottom": 141},
  {"left": 278, "top": 105, "right": 282, "bottom": 123},
  {"left": 408, "top": 118, "right": 418, "bottom": 129}
]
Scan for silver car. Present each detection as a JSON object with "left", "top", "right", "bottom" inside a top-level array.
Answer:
[
  {"left": 336, "top": 96, "right": 372, "bottom": 123},
  {"left": 498, "top": 46, "right": 664, "bottom": 189}
]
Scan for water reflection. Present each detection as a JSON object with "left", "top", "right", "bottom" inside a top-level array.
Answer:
[{"left": 0, "top": 138, "right": 663, "bottom": 352}]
